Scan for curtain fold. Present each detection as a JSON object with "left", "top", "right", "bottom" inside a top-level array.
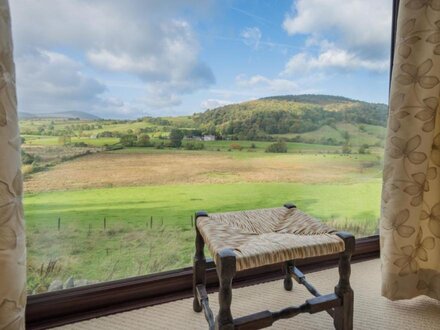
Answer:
[
  {"left": 0, "top": 0, "right": 26, "bottom": 328},
  {"left": 381, "top": 0, "right": 440, "bottom": 301}
]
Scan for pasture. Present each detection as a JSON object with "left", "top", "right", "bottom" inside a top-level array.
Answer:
[{"left": 24, "top": 148, "right": 382, "bottom": 292}]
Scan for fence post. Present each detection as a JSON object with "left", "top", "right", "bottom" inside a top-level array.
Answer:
[
  {"left": 58, "top": 217, "right": 61, "bottom": 231},
  {"left": 150, "top": 216, "right": 153, "bottom": 229},
  {"left": 191, "top": 215, "right": 194, "bottom": 228},
  {"left": 161, "top": 217, "right": 163, "bottom": 226},
  {"left": 104, "top": 217, "right": 107, "bottom": 230}
]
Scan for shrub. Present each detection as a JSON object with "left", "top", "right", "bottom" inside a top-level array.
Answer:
[
  {"left": 155, "top": 141, "right": 166, "bottom": 149},
  {"left": 183, "top": 141, "right": 204, "bottom": 150},
  {"left": 169, "top": 129, "right": 184, "bottom": 148},
  {"left": 358, "top": 144, "right": 370, "bottom": 154},
  {"left": 105, "top": 144, "right": 124, "bottom": 151},
  {"left": 342, "top": 143, "right": 352, "bottom": 154},
  {"left": 21, "top": 150, "right": 40, "bottom": 164},
  {"left": 229, "top": 143, "right": 243, "bottom": 151},
  {"left": 265, "top": 141, "right": 288, "bottom": 153},
  {"left": 137, "top": 134, "right": 152, "bottom": 147},
  {"left": 120, "top": 134, "right": 137, "bottom": 147},
  {"left": 72, "top": 142, "right": 88, "bottom": 147}
]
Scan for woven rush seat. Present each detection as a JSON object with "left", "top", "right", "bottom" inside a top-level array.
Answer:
[
  {"left": 192, "top": 204, "right": 355, "bottom": 330},
  {"left": 197, "top": 206, "right": 345, "bottom": 271}
]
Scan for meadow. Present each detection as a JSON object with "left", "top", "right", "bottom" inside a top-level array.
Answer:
[
  {"left": 20, "top": 111, "right": 386, "bottom": 293},
  {"left": 24, "top": 145, "right": 382, "bottom": 293}
]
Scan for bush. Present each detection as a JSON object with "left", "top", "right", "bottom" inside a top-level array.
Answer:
[
  {"left": 72, "top": 142, "right": 89, "bottom": 147},
  {"left": 342, "top": 144, "right": 352, "bottom": 154},
  {"left": 265, "top": 141, "right": 288, "bottom": 153},
  {"left": 183, "top": 141, "right": 204, "bottom": 150},
  {"left": 169, "top": 129, "right": 184, "bottom": 148},
  {"left": 137, "top": 134, "right": 152, "bottom": 147},
  {"left": 105, "top": 144, "right": 124, "bottom": 151},
  {"left": 358, "top": 144, "right": 370, "bottom": 154},
  {"left": 120, "top": 134, "right": 137, "bottom": 147},
  {"left": 21, "top": 150, "right": 40, "bottom": 164},
  {"left": 229, "top": 143, "right": 243, "bottom": 151},
  {"left": 155, "top": 141, "right": 166, "bottom": 149}
]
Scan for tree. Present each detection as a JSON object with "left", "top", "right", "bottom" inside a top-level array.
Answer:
[
  {"left": 358, "top": 144, "right": 370, "bottom": 154},
  {"left": 342, "top": 143, "right": 352, "bottom": 154},
  {"left": 265, "top": 141, "right": 288, "bottom": 153},
  {"left": 120, "top": 134, "right": 137, "bottom": 147},
  {"left": 169, "top": 129, "right": 184, "bottom": 148},
  {"left": 137, "top": 134, "right": 151, "bottom": 147}
]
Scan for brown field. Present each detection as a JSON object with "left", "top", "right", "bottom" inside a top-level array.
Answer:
[{"left": 24, "top": 151, "right": 376, "bottom": 193}]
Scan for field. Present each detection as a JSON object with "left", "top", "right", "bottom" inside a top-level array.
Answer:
[
  {"left": 24, "top": 146, "right": 382, "bottom": 293},
  {"left": 19, "top": 111, "right": 386, "bottom": 293}
]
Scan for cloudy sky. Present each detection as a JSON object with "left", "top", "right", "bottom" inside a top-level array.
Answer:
[{"left": 10, "top": 0, "right": 392, "bottom": 119}]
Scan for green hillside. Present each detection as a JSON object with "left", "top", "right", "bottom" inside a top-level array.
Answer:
[{"left": 194, "top": 94, "right": 388, "bottom": 141}]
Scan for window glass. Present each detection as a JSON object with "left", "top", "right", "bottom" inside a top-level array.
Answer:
[{"left": 13, "top": 0, "right": 392, "bottom": 294}]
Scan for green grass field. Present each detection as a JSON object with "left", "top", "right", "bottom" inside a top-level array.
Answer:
[
  {"left": 25, "top": 180, "right": 381, "bottom": 292},
  {"left": 20, "top": 116, "right": 385, "bottom": 293}
]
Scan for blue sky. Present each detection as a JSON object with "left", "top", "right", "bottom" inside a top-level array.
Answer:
[{"left": 10, "top": 0, "right": 392, "bottom": 119}]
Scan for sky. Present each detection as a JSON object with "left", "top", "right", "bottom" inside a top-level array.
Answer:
[{"left": 9, "top": 0, "right": 393, "bottom": 119}]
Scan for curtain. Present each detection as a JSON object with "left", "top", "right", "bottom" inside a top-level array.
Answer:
[
  {"left": 0, "top": 0, "right": 26, "bottom": 328},
  {"left": 381, "top": 0, "right": 440, "bottom": 301}
]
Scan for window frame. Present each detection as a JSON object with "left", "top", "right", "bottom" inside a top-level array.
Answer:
[
  {"left": 25, "top": 0, "right": 399, "bottom": 327},
  {"left": 27, "top": 236, "right": 379, "bottom": 329}
]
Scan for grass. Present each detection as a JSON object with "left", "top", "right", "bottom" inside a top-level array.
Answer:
[
  {"left": 24, "top": 149, "right": 382, "bottom": 193},
  {"left": 272, "top": 123, "right": 386, "bottom": 147},
  {"left": 25, "top": 180, "right": 381, "bottom": 292},
  {"left": 25, "top": 181, "right": 381, "bottom": 226},
  {"left": 21, "top": 134, "right": 384, "bottom": 292},
  {"left": 23, "top": 134, "right": 119, "bottom": 147}
]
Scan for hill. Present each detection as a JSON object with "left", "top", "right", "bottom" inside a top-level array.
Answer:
[
  {"left": 193, "top": 94, "right": 388, "bottom": 141},
  {"left": 20, "top": 111, "right": 101, "bottom": 120}
]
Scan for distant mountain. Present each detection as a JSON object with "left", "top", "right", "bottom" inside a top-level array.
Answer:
[
  {"left": 19, "top": 112, "right": 37, "bottom": 119},
  {"left": 194, "top": 94, "right": 388, "bottom": 139},
  {"left": 19, "top": 111, "right": 102, "bottom": 120}
]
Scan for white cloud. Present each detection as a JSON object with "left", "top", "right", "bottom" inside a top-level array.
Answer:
[
  {"left": 10, "top": 0, "right": 215, "bottom": 115},
  {"left": 283, "top": 0, "right": 392, "bottom": 59},
  {"left": 16, "top": 50, "right": 141, "bottom": 118},
  {"left": 241, "top": 27, "right": 262, "bottom": 49},
  {"left": 200, "top": 99, "right": 232, "bottom": 110},
  {"left": 282, "top": 46, "right": 389, "bottom": 75},
  {"left": 236, "top": 74, "right": 298, "bottom": 95}
]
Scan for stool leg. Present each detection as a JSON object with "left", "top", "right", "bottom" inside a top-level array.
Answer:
[
  {"left": 283, "top": 260, "right": 294, "bottom": 291},
  {"left": 334, "top": 232, "right": 355, "bottom": 330},
  {"left": 193, "top": 224, "right": 206, "bottom": 312},
  {"left": 215, "top": 249, "right": 236, "bottom": 330}
]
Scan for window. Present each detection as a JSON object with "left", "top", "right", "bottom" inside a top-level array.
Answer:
[{"left": 14, "top": 0, "right": 392, "bottom": 294}]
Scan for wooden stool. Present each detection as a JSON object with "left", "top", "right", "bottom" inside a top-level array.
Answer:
[{"left": 192, "top": 204, "right": 354, "bottom": 330}]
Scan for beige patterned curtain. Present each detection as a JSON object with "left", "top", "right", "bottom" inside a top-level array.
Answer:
[
  {"left": 381, "top": 0, "right": 440, "bottom": 301},
  {"left": 0, "top": 0, "right": 27, "bottom": 328}
]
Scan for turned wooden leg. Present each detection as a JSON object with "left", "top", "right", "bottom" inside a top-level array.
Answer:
[
  {"left": 334, "top": 232, "right": 355, "bottom": 330},
  {"left": 283, "top": 260, "right": 294, "bottom": 291},
  {"left": 193, "top": 211, "right": 207, "bottom": 312},
  {"left": 215, "top": 249, "right": 236, "bottom": 330}
]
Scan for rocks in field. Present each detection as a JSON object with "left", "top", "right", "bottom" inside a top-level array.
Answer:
[
  {"left": 48, "top": 277, "right": 98, "bottom": 291},
  {"left": 64, "top": 276, "right": 74, "bottom": 289},
  {"left": 74, "top": 279, "right": 88, "bottom": 287},
  {"left": 48, "top": 279, "right": 63, "bottom": 292}
]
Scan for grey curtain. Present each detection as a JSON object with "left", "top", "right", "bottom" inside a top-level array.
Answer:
[{"left": 0, "top": 0, "right": 27, "bottom": 328}]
